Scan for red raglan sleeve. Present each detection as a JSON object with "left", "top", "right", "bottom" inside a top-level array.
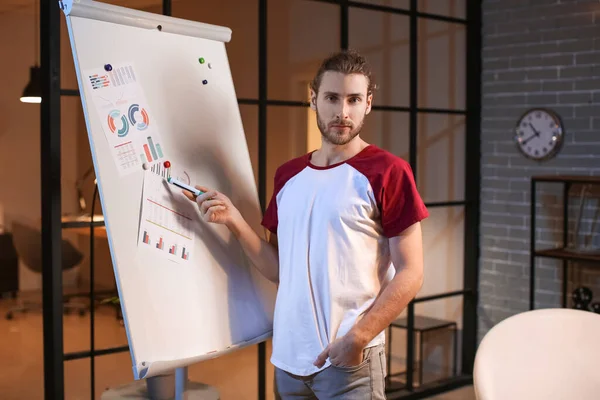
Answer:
[
  {"left": 380, "top": 160, "right": 429, "bottom": 238},
  {"left": 260, "top": 156, "right": 308, "bottom": 235},
  {"left": 261, "top": 167, "right": 283, "bottom": 234}
]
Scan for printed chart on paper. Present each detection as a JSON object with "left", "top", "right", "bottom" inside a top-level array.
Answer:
[
  {"left": 84, "top": 62, "right": 167, "bottom": 176},
  {"left": 138, "top": 171, "right": 196, "bottom": 263}
]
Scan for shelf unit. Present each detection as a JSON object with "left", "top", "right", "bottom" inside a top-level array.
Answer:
[
  {"left": 386, "top": 315, "right": 458, "bottom": 390},
  {"left": 529, "top": 175, "right": 600, "bottom": 310}
]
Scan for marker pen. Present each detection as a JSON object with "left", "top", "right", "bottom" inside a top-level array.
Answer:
[{"left": 167, "top": 176, "right": 204, "bottom": 197}]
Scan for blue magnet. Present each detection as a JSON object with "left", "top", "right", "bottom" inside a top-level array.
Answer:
[
  {"left": 202, "top": 80, "right": 208, "bottom": 85},
  {"left": 104, "top": 64, "right": 112, "bottom": 71}
]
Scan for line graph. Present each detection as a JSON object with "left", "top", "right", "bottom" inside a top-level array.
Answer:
[{"left": 138, "top": 171, "right": 195, "bottom": 263}]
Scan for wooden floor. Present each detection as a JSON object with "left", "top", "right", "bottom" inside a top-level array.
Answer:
[{"left": 0, "top": 298, "right": 475, "bottom": 400}]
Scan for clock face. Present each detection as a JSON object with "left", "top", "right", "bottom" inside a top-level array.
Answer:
[{"left": 514, "top": 108, "right": 564, "bottom": 161}]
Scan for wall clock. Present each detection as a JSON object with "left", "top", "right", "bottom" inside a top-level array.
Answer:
[{"left": 514, "top": 108, "right": 564, "bottom": 161}]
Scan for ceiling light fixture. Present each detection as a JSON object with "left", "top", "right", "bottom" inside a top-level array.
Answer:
[{"left": 20, "top": 0, "right": 41, "bottom": 104}]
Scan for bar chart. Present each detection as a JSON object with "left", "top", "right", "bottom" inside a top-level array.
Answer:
[{"left": 141, "top": 135, "right": 165, "bottom": 163}]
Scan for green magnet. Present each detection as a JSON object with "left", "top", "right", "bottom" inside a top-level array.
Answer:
[{"left": 199, "top": 57, "right": 205, "bottom": 64}]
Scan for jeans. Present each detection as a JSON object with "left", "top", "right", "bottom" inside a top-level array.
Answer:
[{"left": 274, "top": 343, "right": 387, "bottom": 400}]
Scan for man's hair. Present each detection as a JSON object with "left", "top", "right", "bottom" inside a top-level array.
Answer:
[{"left": 310, "top": 49, "right": 377, "bottom": 96}]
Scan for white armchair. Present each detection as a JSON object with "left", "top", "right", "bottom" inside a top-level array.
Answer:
[{"left": 474, "top": 308, "right": 600, "bottom": 400}]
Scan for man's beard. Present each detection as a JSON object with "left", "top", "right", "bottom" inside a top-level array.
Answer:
[{"left": 316, "top": 109, "right": 365, "bottom": 146}]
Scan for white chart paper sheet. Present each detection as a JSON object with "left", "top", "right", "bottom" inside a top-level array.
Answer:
[
  {"left": 83, "top": 62, "right": 167, "bottom": 176},
  {"left": 138, "top": 171, "right": 196, "bottom": 263}
]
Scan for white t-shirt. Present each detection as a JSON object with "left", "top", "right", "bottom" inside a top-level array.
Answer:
[{"left": 261, "top": 144, "right": 429, "bottom": 376}]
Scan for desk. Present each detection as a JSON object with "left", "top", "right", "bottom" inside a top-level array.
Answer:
[
  {"left": 61, "top": 214, "right": 107, "bottom": 238},
  {"left": 62, "top": 214, "right": 114, "bottom": 291}
]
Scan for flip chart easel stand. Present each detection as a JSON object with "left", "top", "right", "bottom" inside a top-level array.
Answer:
[{"left": 100, "top": 367, "right": 220, "bottom": 400}]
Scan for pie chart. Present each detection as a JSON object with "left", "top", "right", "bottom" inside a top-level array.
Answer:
[
  {"left": 107, "top": 110, "right": 129, "bottom": 137},
  {"left": 128, "top": 103, "right": 149, "bottom": 130}
]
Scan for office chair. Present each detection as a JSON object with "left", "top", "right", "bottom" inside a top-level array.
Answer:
[
  {"left": 473, "top": 308, "right": 600, "bottom": 400},
  {"left": 5, "top": 221, "right": 88, "bottom": 320}
]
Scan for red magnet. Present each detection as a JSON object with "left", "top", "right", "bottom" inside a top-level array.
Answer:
[{"left": 164, "top": 161, "right": 171, "bottom": 168}]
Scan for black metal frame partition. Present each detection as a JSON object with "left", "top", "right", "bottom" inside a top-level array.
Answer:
[{"left": 40, "top": 0, "right": 481, "bottom": 399}]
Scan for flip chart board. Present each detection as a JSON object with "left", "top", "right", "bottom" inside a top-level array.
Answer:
[{"left": 60, "top": 0, "right": 276, "bottom": 379}]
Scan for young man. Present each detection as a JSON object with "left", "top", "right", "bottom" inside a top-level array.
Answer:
[{"left": 186, "top": 49, "right": 428, "bottom": 399}]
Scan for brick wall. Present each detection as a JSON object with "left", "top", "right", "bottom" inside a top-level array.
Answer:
[{"left": 479, "top": 0, "right": 600, "bottom": 342}]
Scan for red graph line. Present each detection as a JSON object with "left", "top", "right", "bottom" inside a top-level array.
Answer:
[
  {"left": 115, "top": 141, "right": 132, "bottom": 148},
  {"left": 146, "top": 199, "right": 192, "bottom": 220},
  {"left": 145, "top": 220, "right": 191, "bottom": 240}
]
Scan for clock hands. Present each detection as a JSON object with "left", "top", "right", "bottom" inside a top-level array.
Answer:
[
  {"left": 520, "top": 123, "right": 541, "bottom": 145},
  {"left": 528, "top": 122, "right": 540, "bottom": 136},
  {"left": 521, "top": 134, "right": 538, "bottom": 145}
]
